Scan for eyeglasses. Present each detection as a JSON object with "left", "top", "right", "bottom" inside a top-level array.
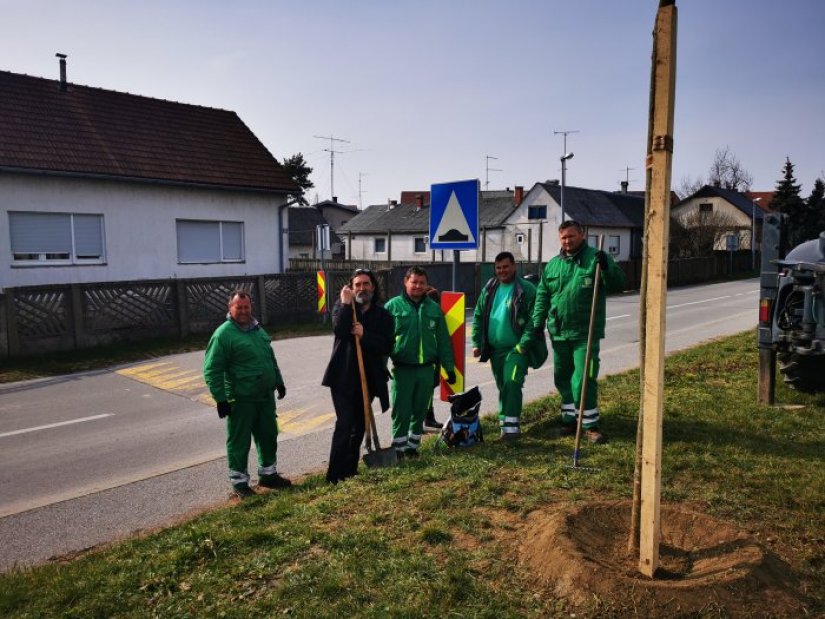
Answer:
[{"left": 354, "top": 268, "right": 372, "bottom": 275}]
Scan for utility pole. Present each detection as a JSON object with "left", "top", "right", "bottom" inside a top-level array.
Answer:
[
  {"left": 485, "top": 155, "right": 502, "bottom": 190},
  {"left": 358, "top": 172, "right": 368, "bottom": 210},
  {"left": 313, "top": 134, "right": 350, "bottom": 199}
]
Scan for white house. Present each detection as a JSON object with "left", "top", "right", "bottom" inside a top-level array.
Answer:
[
  {"left": 671, "top": 185, "right": 765, "bottom": 251},
  {"left": 0, "top": 64, "right": 298, "bottom": 289}
]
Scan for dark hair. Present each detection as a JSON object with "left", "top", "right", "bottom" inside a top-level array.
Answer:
[
  {"left": 494, "top": 251, "right": 515, "bottom": 263},
  {"left": 559, "top": 220, "right": 583, "bottom": 233},
  {"left": 404, "top": 265, "right": 428, "bottom": 282},
  {"left": 350, "top": 269, "right": 382, "bottom": 304},
  {"left": 228, "top": 289, "right": 252, "bottom": 304}
]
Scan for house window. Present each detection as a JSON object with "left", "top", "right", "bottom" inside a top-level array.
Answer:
[
  {"left": 176, "top": 220, "right": 244, "bottom": 263},
  {"left": 699, "top": 203, "right": 713, "bottom": 213},
  {"left": 588, "top": 234, "right": 598, "bottom": 247},
  {"left": 528, "top": 205, "right": 547, "bottom": 220},
  {"left": 607, "top": 235, "right": 620, "bottom": 255},
  {"left": 413, "top": 236, "right": 428, "bottom": 254},
  {"left": 374, "top": 237, "right": 387, "bottom": 254},
  {"left": 515, "top": 233, "right": 525, "bottom": 245},
  {"left": 9, "top": 211, "right": 105, "bottom": 265}
]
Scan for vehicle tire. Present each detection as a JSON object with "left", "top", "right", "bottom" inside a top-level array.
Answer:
[{"left": 778, "top": 352, "right": 825, "bottom": 393}]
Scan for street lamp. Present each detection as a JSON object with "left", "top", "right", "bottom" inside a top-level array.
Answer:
[
  {"left": 752, "top": 196, "right": 762, "bottom": 271},
  {"left": 560, "top": 152, "right": 574, "bottom": 224}
]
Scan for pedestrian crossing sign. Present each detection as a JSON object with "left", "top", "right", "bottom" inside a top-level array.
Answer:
[{"left": 429, "top": 179, "right": 479, "bottom": 250}]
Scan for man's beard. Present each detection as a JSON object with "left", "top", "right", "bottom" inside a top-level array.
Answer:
[{"left": 355, "top": 290, "right": 373, "bottom": 305}]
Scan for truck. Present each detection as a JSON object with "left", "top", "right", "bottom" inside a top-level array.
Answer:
[{"left": 758, "top": 212, "right": 825, "bottom": 397}]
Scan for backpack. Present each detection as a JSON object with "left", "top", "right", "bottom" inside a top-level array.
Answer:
[{"left": 438, "top": 386, "right": 483, "bottom": 448}]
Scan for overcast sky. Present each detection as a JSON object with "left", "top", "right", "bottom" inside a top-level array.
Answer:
[{"left": 3, "top": 1, "right": 823, "bottom": 207}]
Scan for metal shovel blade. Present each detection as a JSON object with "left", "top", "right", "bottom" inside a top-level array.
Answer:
[{"left": 363, "top": 447, "right": 398, "bottom": 468}]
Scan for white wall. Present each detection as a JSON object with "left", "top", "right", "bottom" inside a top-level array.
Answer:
[{"left": 1, "top": 173, "right": 287, "bottom": 288}]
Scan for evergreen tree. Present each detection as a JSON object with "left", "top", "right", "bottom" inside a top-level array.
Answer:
[
  {"left": 771, "top": 157, "right": 807, "bottom": 247},
  {"left": 281, "top": 153, "right": 314, "bottom": 205},
  {"left": 805, "top": 177, "right": 825, "bottom": 237}
]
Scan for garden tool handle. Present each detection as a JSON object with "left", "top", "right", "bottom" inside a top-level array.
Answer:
[
  {"left": 573, "top": 235, "right": 605, "bottom": 462},
  {"left": 351, "top": 300, "right": 374, "bottom": 450}
]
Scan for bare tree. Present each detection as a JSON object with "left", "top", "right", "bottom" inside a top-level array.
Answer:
[
  {"left": 676, "top": 174, "right": 704, "bottom": 199},
  {"left": 670, "top": 208, "right": 743, "bottom": 257},
  {"left": 707, "top": 146, "right": 753, "bottom": 192}
]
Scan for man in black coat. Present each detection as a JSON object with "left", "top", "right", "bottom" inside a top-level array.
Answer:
[{"left": 322, "top": 269, "right": 394, "bottom": 483}]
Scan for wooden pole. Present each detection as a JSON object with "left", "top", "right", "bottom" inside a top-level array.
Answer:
[
  {"left": 639, "top": 0, "right": 677, "bottom": 578},
  {"left": 628, "top": 0, "right": 660, "bottom": 553}
]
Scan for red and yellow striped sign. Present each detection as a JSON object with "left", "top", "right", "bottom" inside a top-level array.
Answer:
[
  {"left": 440, "top": 291, "right": 465, "bottom": 400},
  {"left": 316, "top": 270, "right": 327, "bottom": 314}
]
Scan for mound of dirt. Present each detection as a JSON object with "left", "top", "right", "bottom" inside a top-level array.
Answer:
[{"left": 521, "top": 501, "right": 811, "bottom": 615}]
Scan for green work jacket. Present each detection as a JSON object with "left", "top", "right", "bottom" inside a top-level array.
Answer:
[
  {"left": 203, "top": 319, "right": 284, "bottom": 403},
  {"left": 532, "top": 243, "right": 626, "bottom": 341},
  {"left": 472, "top": 276, "right": 548, "bottom": 369},
  {"left": 384, "top": 294, "right": 455, "bottom": 371}
]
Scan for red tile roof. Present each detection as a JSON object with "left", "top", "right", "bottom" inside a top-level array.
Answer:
[
  {"left": 745, "top": 191, "right": 776, "bottom": 211},
  {"left": 0, "top": 70, "right": 298, "bottom": 193}
]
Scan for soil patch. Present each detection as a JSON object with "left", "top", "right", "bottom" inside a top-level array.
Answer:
[{"left": 521, "top": 501, "right": 811, "bottom": 616}]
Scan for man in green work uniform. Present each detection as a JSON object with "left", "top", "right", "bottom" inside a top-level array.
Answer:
[
  {"left": 472, "top": 252, "right": 548, "bottom": 440},
  {"left": 385, "top": 266, "right": 456, "bottom": 457},
  {"left": 203, "top": 290, "right": 291, "bottom": 498},
  {"left": 531, "top": 221, "right": 626, "bottom": 443}
]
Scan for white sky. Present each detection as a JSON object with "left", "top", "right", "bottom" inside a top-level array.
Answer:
[{"left": 2, "top": 1, "right": 823, "bottom": 207}]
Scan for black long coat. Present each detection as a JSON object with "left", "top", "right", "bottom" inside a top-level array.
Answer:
[{"left": 321, "top": 300, "right": 394, "bottom": 411}]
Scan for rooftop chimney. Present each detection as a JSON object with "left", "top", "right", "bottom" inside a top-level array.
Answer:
[
  {"left": 620, "top": 180, "right": 629, "bottom": 193},
  {"left": 514, "top": 185, "right": 524, "bottom": 206},
  {"left": 56, "top": 52, "right": 67, "bottom": 91},
  {"left": 415, "top": 194, "right": 424, "bottom": 211},
  {"left": 332, "top": 196, "right": 338, "bottom": 203}
]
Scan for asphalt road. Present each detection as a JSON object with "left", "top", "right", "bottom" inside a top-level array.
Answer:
[{"left": 0, "top": 278, "right": 759, "bottom": 571}]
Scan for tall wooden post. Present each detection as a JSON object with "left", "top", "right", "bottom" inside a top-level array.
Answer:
[{"left": 639, "top": 0, "right": 677, "bottom": 578}]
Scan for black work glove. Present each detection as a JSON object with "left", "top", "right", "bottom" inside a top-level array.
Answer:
[
  {"left": 217, "top": 401, "right": 232, "bottom": 419},
  {"left": 595, "top": 250, "right": 609, "bottom": 270},
  {"left": 276, "top": 384, "right": 286, "bottom": 400},
  {"left": 446, "top": 370, "right": 457, "bottom": 385}
]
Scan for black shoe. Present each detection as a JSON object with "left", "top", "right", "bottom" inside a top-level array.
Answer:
[
  {"left": 232, "top": 485, "right": 257, "bottom": 499},
  {"left": 258, "top": 474, "right": 292, "bottom": 489},
  {"left": 497, "top": 432, "right": 520, "bottom": 442},
  {"left": 559, "top": 424, "right": 576, "bottom": 437},
  {"left": 424, "top": 417, "right": 442, "bottom": 430},
  {"left": 403, "top": 448, "right": 420, "bottom": 459}
]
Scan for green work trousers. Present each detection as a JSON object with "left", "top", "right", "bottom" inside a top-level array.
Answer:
[
  {"left": 391, "top": 364, "right": 434, "bottom": 452},
  {"left": 226, "top": 394, "right": 278, "bottom": 488},
  {"left": 490, "top": 348, "right": 529, "bottom": 435},
  {"left": 552, "top": 339, "right": 601, "bottom": 429}
]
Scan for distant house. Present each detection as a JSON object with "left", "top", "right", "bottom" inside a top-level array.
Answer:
[
  {"left": 671, "top": 185, "right": 764, "bottom": 252},
  {"left": 340, "top": 183, "right": 643, "bottom": 263},
  {"left": 314, "top": 198, "right": 358, "bottom": 232},
  {"left": 340, "top": 190, "right": 519, "bottom": 263},
  {"left": 519, "top": 182, "right": 645, "bottom": 261},
  {"left": 287, "top": 206, "right": 344, "bottom": 259},
  {"left": 0, "top": 63, "right": 298, "bottom": 289}
]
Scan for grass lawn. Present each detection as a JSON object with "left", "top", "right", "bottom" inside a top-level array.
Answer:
[
  {"left": 0, "top": 330, "right": 822, "bottom": 617},
  {"left": 0, "top": 322, "right": 331, "bottom": 384}
]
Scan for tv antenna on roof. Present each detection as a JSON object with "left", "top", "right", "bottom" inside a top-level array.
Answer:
[{"left": 314, "top": 134, "right": 350, "bottom": 199}]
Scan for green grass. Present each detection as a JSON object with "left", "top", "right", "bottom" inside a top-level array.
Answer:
[
  {"left": 0, "top": 322, "right": 331, "bottom": 384},
  {"left": 1, "top": 331, "right": 823, "bottom": 617}
]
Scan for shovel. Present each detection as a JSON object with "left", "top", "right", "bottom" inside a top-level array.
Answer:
[
  {"left": 351, "top": 300, "right": 397, "bottom": 468},
  {"left": 569, "top": 235, "right": 604, "bottom": 472}
]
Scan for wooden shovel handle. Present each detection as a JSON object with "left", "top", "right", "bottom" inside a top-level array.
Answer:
[{"left": 351, "top": 300, "right": 374, "bottom": 448}]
